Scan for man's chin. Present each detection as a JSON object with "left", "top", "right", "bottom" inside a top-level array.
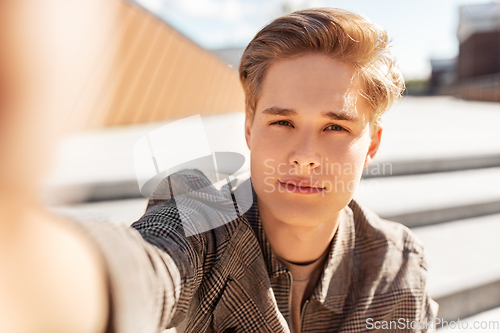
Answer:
[
  {"left": 262, "top": 199, "right": 333, "bottom": 226},
  {"left": 255, "top": 182, "right": 350, "bottom": 218}
]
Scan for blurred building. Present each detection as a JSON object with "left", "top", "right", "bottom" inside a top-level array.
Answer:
[
  {"left": 430, "top": 2, "right": 500, "bottom": 102},
  {"left": 428, "top": 58, "right": 456, "bottom": 95},
  {"left": 70, "top": 0, "right": 245, "bottom": 131}
]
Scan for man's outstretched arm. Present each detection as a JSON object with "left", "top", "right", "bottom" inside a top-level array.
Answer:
[
  {"left": 0, "top": 202, "right": 187, "bottom": 333},
  {"left": 0, "top": 1, "right": 185, "bottom": 331}
]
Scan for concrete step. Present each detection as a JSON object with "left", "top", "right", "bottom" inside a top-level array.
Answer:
[
  {"left": 363, "top": 153, "right": 500, "bottom": 178},
  {"left": 373, "top": 97, "right": 500, "bottom": 164},
  {"left": 436, "top": 306, "right": 500, "bottom": 332},
  {"left": 355, "top": 167, "right": 500, "bottom": 227},
  {"left": 50, "top": 198, "right": 148, "bottom": 225},
  {"left": 52, "top": 167, "right": 500, "bottom": 228},
  {"left": 43, "top": 97, "right": 500, "bottom": 205},
  {"left": 413, "top": 214, "right": 500, "bottom": 322},
  {"left": 43, "top": 112, "right": 250, "bottom": 205},
  {"left": 48, "top": 165, "right": 500, "bottom": 233},
  {"left": 52, "top": 198, "right": 500, "bottom": 325}
]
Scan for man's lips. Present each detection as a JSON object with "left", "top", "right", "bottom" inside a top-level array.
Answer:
[{"left": 278, "top": 178, "right": 326, "bottom": 190}]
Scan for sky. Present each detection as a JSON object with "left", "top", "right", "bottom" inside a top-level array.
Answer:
[{"left": 134, "top": 0, "right": 499, "bottom": 80}]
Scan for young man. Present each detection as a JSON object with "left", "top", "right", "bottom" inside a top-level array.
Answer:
[
  {"left": 128, "top": 8, "right": 438, "bottom": 333},
  {"left": 0, "top": 6, "right": 438, "bottom": 333}
]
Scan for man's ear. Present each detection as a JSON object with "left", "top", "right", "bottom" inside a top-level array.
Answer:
[
  {"left": 244, "top": 116, "right": 252, "bottom": 151},
  {"left": 364, "top": 126, "right": 382, "bottom": 168}
]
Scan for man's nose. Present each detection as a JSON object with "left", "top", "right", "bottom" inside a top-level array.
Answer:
[{"left": 288, "top": 130, "right": 321, "bottom": 170}]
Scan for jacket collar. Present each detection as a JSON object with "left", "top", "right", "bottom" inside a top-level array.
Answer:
[
  {"left": 244, "top": 180, "right": 289, "bottom": 279},
  {"left": 311, "top": 205, "right": 355, "bottom": 313}
]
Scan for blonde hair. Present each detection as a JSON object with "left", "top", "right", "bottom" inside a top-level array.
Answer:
[{"left": 239, "top": 8, "right": 405, "bottom": 128}]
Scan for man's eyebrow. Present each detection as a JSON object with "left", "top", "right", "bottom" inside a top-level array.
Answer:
[
  {"left": 262, "top": 107, "right": 298, "bottom": 117},
  {"left": 262, "top": 107, "right": 358, "bottom": 122},
  {"left": 321, "top": 111, "right": 358, "bottom": 122}
]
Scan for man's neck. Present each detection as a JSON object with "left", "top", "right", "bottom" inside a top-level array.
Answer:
[{"left": 257, "top": 197, "right": 341, "bottom": 264}]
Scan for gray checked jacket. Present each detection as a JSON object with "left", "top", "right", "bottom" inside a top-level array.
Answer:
[{"left": 75, "top": 168, "right": 439, "bottom": 333}]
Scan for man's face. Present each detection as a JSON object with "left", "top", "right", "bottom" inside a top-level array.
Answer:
[{"left": 244, "top": 53, "right": 382, "bottom": 227}]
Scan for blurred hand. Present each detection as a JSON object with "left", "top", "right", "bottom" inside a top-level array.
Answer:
[{"left": 0, "top": 1, "right": 117, "bottom": 332}]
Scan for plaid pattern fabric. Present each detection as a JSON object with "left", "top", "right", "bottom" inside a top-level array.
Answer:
[{"left": 126, "top": 169, "right": 439, "bottom": 332}]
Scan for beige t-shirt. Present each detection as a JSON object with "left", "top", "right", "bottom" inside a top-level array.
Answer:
[{"left": 277, "top": 246, "right": 330, "bottom": 333}]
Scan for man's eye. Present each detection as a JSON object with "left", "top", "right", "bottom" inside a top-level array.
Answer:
[
  {"left": 326, "top": 124, "right": 344, "bottom": 131},
  {"left": 271, "top": 120, "right": 292, "bottom": 127}
]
